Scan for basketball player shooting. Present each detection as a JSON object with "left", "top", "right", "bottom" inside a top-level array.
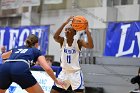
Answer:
[{"left": 50, "top": 16, "right": 94, "bottom": 93}]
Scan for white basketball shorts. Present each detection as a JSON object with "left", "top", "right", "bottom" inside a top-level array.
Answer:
[{"left": 56, "top": 70, "right": 84, "bottom": 90}]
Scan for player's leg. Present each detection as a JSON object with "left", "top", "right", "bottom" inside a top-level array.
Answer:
[
  {"left": 11, "top": 62, "right": 44, "bottom": 93},
  {"left": 50, "top": 86, "right": 66, "bottom": 93},
  {"left": 25, "top": 83, "right": 44, "bottom": 93},
  {"left": 12, "top": 72, "right": 44, "bottom": 93},
  {"left": 0, "top": 73, "right": 11, "bottom": 93},
  {"left": 0, "top": 63, "right": 12, "bottom": 93}
]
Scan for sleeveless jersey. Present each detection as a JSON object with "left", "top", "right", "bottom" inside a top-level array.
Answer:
[
  {"left": 8, "top": 45, "right": 42, "bottom": 67},
  {"left": 60, "top": 38, "right": 81, "bottom": 71}
]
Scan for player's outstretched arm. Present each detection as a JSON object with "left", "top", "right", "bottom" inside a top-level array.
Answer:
[{"left": 37, "top": 56, "right": 64, "bottom": 87}]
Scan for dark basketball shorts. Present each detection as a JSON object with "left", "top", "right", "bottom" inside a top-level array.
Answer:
[{"left": 0, "top": 62, "right": 37, "bottom": 89}]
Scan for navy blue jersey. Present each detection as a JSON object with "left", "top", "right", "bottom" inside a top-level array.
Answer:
[{"left": 8, "top": 45, "right": 42, "bottom": 67}]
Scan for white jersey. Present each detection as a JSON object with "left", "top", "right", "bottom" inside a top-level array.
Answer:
[{"left": 60, "top": 38, "right": 81, "bottom": 71}]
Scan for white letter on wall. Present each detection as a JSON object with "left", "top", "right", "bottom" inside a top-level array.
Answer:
[
  {"left": 9, "top": 30, "right": 19, "bottom": 49},
  {"left": 0, "top": 30, "right": 6, "bottom": 46},
  {"left": 116, "top": 24, "right": 135, "bottom": 57},
  {"left": 18, "top": 29, "right": 30, "bottom": 46}
]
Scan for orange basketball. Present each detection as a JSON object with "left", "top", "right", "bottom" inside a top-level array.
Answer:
[{"left": 72, "top": 16, "right": 88, "bottom": 31}]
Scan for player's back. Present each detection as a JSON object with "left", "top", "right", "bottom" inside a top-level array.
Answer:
[{"left": 8, "top": 45, "right": 41, "bottom": 66}]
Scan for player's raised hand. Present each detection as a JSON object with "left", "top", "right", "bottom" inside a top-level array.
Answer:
[{"left": 65, "top": 16, "right": 74, "bottom": 25}]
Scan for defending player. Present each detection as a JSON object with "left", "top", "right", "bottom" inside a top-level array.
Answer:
[{"left": 0, "top": 34, "right": 64, "bottom": 93}]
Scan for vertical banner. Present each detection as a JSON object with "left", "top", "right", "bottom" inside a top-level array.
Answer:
[
  {"left": 104, "top": 22, "right": 140, "bottom": 57},
  {"left": 0, "top": 25, "right": 49, "bottom": 55}
]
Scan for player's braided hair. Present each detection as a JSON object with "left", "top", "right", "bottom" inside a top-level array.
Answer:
[{"left": 25, "top": 34, "right": 38, "bottom": 47}]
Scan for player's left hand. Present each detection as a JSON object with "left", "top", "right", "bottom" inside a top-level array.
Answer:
[
  {"left": 55, "top": 79, "right": 65, "bottom": 88},
  {"left": 65, "top": 16, "right": 74, "bottom": 25}
]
